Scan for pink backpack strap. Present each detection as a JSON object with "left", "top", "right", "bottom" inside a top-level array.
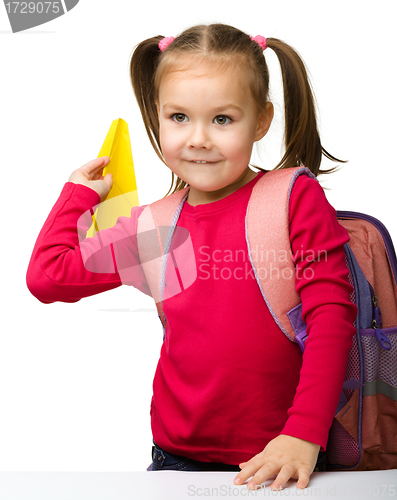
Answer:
[
  {"left": 245, "top": 166, "right": 317, "bottom": 342},
  {"left": 136, "top": 187, "right": 190, "bottom": 328}
]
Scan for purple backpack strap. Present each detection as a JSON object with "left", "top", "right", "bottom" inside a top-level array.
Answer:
[{"left": 245, "top": 166, "right": 317, "bottom": 343}]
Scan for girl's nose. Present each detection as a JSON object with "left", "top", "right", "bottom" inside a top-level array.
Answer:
[{"left": 187, "top": 124, "right": 212, "bottom": 149}]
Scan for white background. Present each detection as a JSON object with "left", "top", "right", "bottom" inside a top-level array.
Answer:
[{"left": 0, "top": 0, "right": 396, "bottom": 472}]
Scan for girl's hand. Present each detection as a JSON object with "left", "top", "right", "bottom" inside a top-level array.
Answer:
[
  {"left": 68, "top": 156, "right": 113, "bottom": 202},
  {"left": 233, "top": 434, "right": 321, "bottom": 491}
]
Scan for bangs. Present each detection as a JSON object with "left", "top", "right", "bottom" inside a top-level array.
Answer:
[{"left": 155, "top": 52, "right": 267, "bottom": 111}]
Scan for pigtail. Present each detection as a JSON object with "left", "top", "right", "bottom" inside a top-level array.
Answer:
[
  {"left": 129, "top": 36, "right": 163, "bottom": 163},
  {"left": 266, "top": 38, "right": 346, "bottom": 176},
  {"left": 129, "top": 37, "right": 188, "bottom": 196}
]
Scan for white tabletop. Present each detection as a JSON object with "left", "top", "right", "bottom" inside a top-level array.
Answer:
[{"left": 0, "top": 470, "right": 396, "bottom": 499}]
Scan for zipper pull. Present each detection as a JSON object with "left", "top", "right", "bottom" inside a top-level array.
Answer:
[
  {"left": 367, "top": 291, "right": 391, "bottom": 350},
  {"left": 375, "top": 327, "right": 392, "bottom": 351},
  {"left": 370, "top": 296, "right": 391, "bottom": 350},
  {"left": 372, "top": 320, "right": 392, "bottom": 351}
]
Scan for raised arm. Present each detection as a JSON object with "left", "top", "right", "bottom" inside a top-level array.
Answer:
[{"left": 26, "top": 157, "right": 149, "bottom": 303}]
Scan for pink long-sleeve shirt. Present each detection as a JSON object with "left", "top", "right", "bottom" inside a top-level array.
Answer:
[{"left": 27, "top": 171, "right": 357, "bottom": 464}]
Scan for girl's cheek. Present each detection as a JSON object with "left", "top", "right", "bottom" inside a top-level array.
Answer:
[
  {"left": 164, "top": 132, "right": 184, "bottom": 153},
  {"left": 160, "top": 130, "right": 173, "bottom": 152}
]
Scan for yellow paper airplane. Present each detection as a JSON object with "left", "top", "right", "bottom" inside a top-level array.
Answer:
[{"left": 87, "top": 118, "right": 139, "bottom": 238}]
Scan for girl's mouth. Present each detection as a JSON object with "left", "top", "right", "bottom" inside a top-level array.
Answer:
[{"left": 190, "top": 160, "right": 221, "bottom": 164}]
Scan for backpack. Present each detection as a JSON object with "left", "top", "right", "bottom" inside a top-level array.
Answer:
[{"left": 135, "top": 166, "right": 397, "bottom": 471}]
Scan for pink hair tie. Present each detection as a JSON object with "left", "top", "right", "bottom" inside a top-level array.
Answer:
[
  {"left": 251, "top": 35, "right": 267, "bottom": 50},
  {"left": 159, "top": 36, "right": 175, "bottom": 52}
]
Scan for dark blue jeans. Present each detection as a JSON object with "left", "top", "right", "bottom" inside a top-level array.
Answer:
[{"left": 148, "top": 440, "right": 327, "bottom": 472}]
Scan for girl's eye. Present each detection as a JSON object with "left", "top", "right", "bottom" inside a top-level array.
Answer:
[
  {"left": 214, "top": 115, "right": 231, "bottom": 125},
  {"left": 172, "top": 113, "right": 188, "bottom": 123}
]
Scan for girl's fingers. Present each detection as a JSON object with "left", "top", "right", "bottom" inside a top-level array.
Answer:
[
  {"left": 234, "top": 458, "right": 270, "bottom": 488},
  {"left": 81, "top": 157, "right": 110, "bottom": 176},
  {"left": 296, "top": 466, "right": 311, "bottom": 489},
  {"left": 245, "top": 461, "right": 279, "bottom": 490},
  {"left": 103, "top": 173, "right": 113, "bottom": 190},
  {"left": 269, "top": 464, "right": 311, "bottom": 491},
  {"left": 269, "top": 464, "right": 293, "bottom": 491}
]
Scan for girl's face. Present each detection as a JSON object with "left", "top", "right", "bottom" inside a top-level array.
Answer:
[{"left": 157, "top": 59, "right": 273, "bottom": 206}]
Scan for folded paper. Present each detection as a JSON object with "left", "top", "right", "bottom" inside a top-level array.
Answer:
[{"left": 87, "top": 118, "right": 139, "bottom": 238}]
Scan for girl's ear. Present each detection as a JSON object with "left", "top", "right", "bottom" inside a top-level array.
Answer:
[{"left": 255, "top": 102, "right": 274, "bottom": 141}]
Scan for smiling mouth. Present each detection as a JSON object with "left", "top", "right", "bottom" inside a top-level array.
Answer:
[{"left": 190, "top": 160, "right": 218, "bottom": 163}]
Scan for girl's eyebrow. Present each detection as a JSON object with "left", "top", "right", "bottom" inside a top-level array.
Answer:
[
  {"left": 212, "top": 104, "right": 243, "bottom": 113},
  {"left": 162, "top": 103, "right": 186, "bottom": 111},
  {"left": 162, "top": 103, "right": 243, "bottom": 113}
]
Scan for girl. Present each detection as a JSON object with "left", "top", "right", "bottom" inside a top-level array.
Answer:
[{"left": 27, "top": 24, "right": 357, "bottom": 491}]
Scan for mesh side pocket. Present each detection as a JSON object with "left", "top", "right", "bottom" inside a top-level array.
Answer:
[
  {"left": 361, "top": 329, "right": 397, "bottom": 386},
  {"left": 326, "top": 419, "right": 360, "bottom": 467},
  {"left": 344, "top": 335, "right": 361, "bottom": 400},
  {"left": 326, "top": 335, "right": 360, "bottom": 470},
  {"left": 326, "top": 334, "right": 361, "bottom": 469},
  {"left": 326, "top": 261, "right": 362, "bottom": 469}
]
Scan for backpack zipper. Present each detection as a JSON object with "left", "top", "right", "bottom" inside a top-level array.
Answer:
[
  {"left": 338, "top": 211, "right": 395, "bottom": 351},
  {"left": 368, "top": 282, "right": 392, "bottom": 350}
]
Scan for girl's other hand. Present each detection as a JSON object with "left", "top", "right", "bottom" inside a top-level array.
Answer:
[
  {"left": 233, "top": 434, "right": 320, "bottom": 491},
  {"left": 68, "top": 156, "right": 113, "bottom": 202}
]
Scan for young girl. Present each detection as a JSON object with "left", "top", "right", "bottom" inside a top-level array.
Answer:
[{"left": 27, "top": 23, "right": 357, "bottom": 491}]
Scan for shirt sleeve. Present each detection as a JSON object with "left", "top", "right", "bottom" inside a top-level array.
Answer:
[
  {"left": 26, "top": 182, "right": 150, "bottom": 304},
  {"left": 280, "top": 174, "right": 358, "bottom": 451}
]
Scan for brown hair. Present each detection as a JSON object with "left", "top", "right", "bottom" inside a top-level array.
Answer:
[{"left": 130, "top": 24, "right": 346, "bottom": 197}]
